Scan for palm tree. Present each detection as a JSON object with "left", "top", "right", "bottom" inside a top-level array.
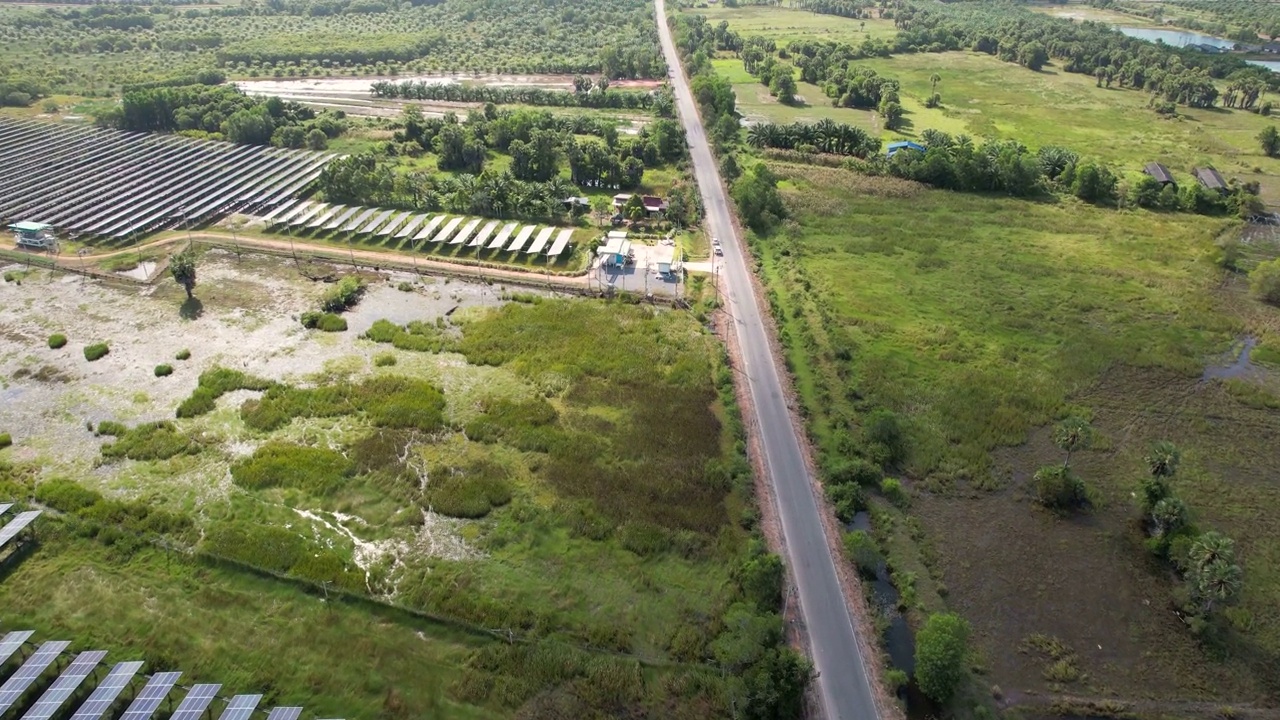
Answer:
[
  {"left": 1150, "top": 497, "right": 1187, "bottom": 538},
  {"left": 1145, "top": 441, "right": 1181, "bottom": 478},
  {"left": 1187, "top": 532, "right": 1235, "bottom": 574},
  {"left": 930, "top": 73, "right": 942, "bottom": 94},
  {"left": 1194, "top": 560, "right": 1243, "bottom": 615},
  {"left": 1052, "top": 416, "right": 1093, "bottom": 467}
]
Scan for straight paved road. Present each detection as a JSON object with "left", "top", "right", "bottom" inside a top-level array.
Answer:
[{"left": 653, "top": 2, "right": 881, "bottom": 719}]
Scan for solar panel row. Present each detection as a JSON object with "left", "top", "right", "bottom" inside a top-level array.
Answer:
[
  {"left": 0, "top": 118, "right": 337, "bottom": 239},
  {"left": 0, "top": 510, "right": 41, "bottom": 550}
]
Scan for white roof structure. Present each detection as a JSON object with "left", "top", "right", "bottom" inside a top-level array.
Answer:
[{"left": 599, "top": 235, "right": 631, "bottom": 256}]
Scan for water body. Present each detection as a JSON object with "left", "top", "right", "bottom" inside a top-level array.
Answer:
[
  {"left": 1203, "top": 336, "right": 1259, "bottom": 381},
  {"left": 1117, "top": 26, "right": 1236, "bottom": 49}
]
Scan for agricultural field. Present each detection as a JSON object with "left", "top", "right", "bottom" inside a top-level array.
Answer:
[
  {"left": 692, "top": 3, "right": 897, "bottom": 47},
  {"left": 0, "top": 249, "right": 789, "bottom": 718},
  {"left": 757, "top": 161, "right": 1280, "bottom": 707}
]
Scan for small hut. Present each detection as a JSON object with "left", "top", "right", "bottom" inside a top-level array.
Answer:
[
  {"left": 1143, "top": 163, "right": 1175, "bottom": 187},
  {"left": 1193, "top": 167, "right": 1227, "bottom": 193}
]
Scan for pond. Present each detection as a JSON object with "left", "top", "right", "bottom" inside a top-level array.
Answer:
[{"left": 1117, "top": 26, "right": 1235, "bottom": 49}]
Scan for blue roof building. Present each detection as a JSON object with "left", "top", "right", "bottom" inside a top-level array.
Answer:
[{"left": 886, "top": 141, "right": 926, "bottom": 158}]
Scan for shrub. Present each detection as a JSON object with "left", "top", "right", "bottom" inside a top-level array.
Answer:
[
  {"left": 1250, "top": 259, "right": 1280, "bottom": 306},
  {"left": 154, "top": 364, "right": 174, "bottom": 377},
  {"left": 843, "top": 530, "right": 883, "bottom": 579},
  {"left": 424, "top": 462, "right": 512, "bottom": 518},
  {"left": 83, "top": 343, "right": 110, "bottom": 362},
  {"left": 47, "top": 333, "right": 67, "bottom": 349},
  {"left": 101, "top": 421, "right": 199, "bottom": 461},
  {"left": 34, "top": 478, "right": 99, "bottom": 512},
  {"left": 733, "top": 541, "right": 784, "bottom": 611},
  {"left": 177, "top": 367, "right": 272, "bottom": 418},
  {"left": 827, "top": 481, "right": 867, "bottom": 522},
  {"left": 301, "top": 311, "right": 348, "bottom": 332},
  {"left": 175, "top": 348, "right": 191, "bottom": 360},
  {"left": 397, "top": 281, "right": 414, "bottom": 292},
  {"left": 863, "top": 409, "right": 907, "bottom": 467},
  {"left": 320, "top": 275, "right": 364, "bottom": 313},
  {"left": 364, "top": 319, "right": 453, "bottom": 353},
  {"left": 824, "top": 456, "right": 882, "bottom": 487},
  {"left": 916, "top": 612, "right": 970, "bottom": 703},
  {"left": 0, "top": 433, "right": 10, "bottom": 449},
  {"left": 880, "top": 478, "right": 909, "bottom": 508},
  {"left": 373, "top": 352, "right": 397, "bottom": 367},
  {"left": 1033, "top": 465, "right": 1087, "bottom": 511},
  {"left": 619, "top": 522, "right": 670, "bottom": 556},
  {"left": 96, "top": 421, "right": 127, "bottom": 437},
  {"left": 231, "top": 442, "right": 353, "bottom": 495}
]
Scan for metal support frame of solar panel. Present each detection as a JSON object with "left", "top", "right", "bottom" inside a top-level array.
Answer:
[
  {"left": 470, "top": 220, "right": 500, "bottom": 248},
  {"left": 505, "top": 225, "right": 536, "bottom": 253},
  {"left": 359, "top": 209, "right": 396, "bottom": 235},
  {"left": 413, "top": 214, "right": 446, "bottom": 241},
  {"left": 395, "top": 214, "right": 428, "bottom": 240},
  {"left": 110, "top": 148, "right": 301, "bottom": 237},
  {"left": 217, "top": 694, "right": 263, "bottom": 720},
  {"left": 342, "top": 208, "right": 377, "bottom": 234},
  {"left": 450, "top": 218, "right": 481, "bottom": 246},
  {"left": 89, "top": 146, "right": 278, "bottom": 237},
  {"left": 526, "top": 226, "right": 555, "bottom": 254},
  {"left": 0, "top": 631, "right": 34, "bottom": 666},
  {"left": 0, "top": 502, "right": 12, "bottom": 517},
  {"left": 8, "top": 140, "right": 215, "bottom": 224},
  {"left": 488, "top": 222, "right": 518, "bottom": 250},
  {"left": 118, "top": 671, "right": 182, "bottom": 720},
  {"left": 431, "top": 216, "right": 463, "bottom": 244},
  {"left": 166, "top": 683, "right": 220, "bottom": 720},
  {"left": 322, "top": 206, "right": 361, "bottom": 232},
  {"left": 266, "top": 707, "right": 302, "bottom": 720},
  {"left": 184, "top": 150, "right": 318, "bottom": 222},
  {"left": 0, "top": 131, "right": 191, "bottom": 216},
  {"left": 0, "top": 126, "right": 134, "bottom": 195},
  {"left": 41, "top": 141, "right": 253, "bottom": 234},
  {"left": 68, "top": 661, "right": 143, "bottom": 720},
  {"left": 0, "top": 641, "right": 70, "bottom": 714},
  {"left": 0, "top": 510, "right": 41, "bottom": 549},
  {"left": 547, "top": 228, "right": 574, "bottom": 257},
  {"left": 378, "top": 212, "right": 412, "bottom": 237},
  {"left": 21, "top": 649, "right": 107, "bottom": 720}
]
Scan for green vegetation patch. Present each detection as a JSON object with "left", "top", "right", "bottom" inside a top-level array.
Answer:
[
  {"left": 0, "top": 433, "right": 10, "bottom": 449},
  {"left": 47, "top": 333, "right": 67, "bottom": 349},
  {"left": 101, "top": 421, "right": 201, "bottom": 461},
  {"left": 231, "top": 442, "right": 354, "bottom": 495},
  {"left": 364, "top": 318, "right": 454, "bottom": 353},
  {"left": 177, "top": 367, "right": 272, "bottom": 418},
  {"left": 154, "top": 363, "right": 174, "bottom": 377},
  {"left": 175, "top": 348, "right": 191, "bottom": 360},
  {"left": 300, "top": 311, "right": 348, "bottom": 332},
  {"left": 83, "top": 343, "right": 109, "bottom": 362},
  {"left": 320, "top": 276, "right": 364, "bottom": 313},
  {"left": 242, "top": 375, "right": 446, "bottom": 433}
]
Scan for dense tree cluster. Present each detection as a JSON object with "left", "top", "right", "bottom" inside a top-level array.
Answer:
[
  {"left": 98, "top": 84, "right": 344, "bottom": 148},
  {"left": 369, "top": 79, "right": 659, "bottom": 111},
  {"left": 747, "top": 119, "right": 881, "bottom": 157},
  {"left": 673, "top": 14, "right": 744, "bottom": 148},
  {"left": 732, "top": 162, "right": 787, "bottom": 234},
  {"left": 1094, "top": 0, "right": 1280, "bottom": 44},
  {"left": 0, "top": 78, "right": 44, "bottom": 107},
  {"left": 793, "top": 0, "right": 878, "bottom": 19},
  {"left": 864, "top": 1, "right": 1279, "bottom": 109}
]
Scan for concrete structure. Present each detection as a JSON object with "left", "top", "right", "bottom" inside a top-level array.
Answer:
[{"left": 10, "top": 221, "right": 55, "bottom": 249}]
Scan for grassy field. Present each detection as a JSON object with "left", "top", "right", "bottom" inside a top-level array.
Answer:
[
  {"left": 714, "top": 58, "right": 882, "bottom": 128},
  {"left": 0, "top": 254, "right": 769, "bottom": 718},
  {"left": 692, "top": 4, "right": 898, "bottom": 46},
  {"left": 754, "top": 161, "right": 1280, "bottom": 706}
]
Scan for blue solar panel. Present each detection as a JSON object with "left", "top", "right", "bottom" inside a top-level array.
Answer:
[
  {"left": 0, "top": 640, "right": 69, "bottom": 714},
  {"left": 266, "top": 707, "right": 302, "bottom": 720},
  {"left": 168, "top": 683, "right": 221, "bottom": 720},
  {"left": 0, "top": 630, "right": 33, "bottom": 666},
  {"left": 216, "top": 694, "right": 262, "bottom": 720},
  {"left": 22, "top": 649, "right": 107, "bottom": 720},
  {"left": 118, "top": 671, "right": 181, "bottom": 720},
  {"left": 69, "top": 660, "right": 143, "bottom": 720}
]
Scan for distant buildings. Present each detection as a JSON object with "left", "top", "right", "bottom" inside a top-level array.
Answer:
[
  {"left": 612, "top": 193, "right": 668, "bottom": 217},
  {"left": 1193, "top": 166, "right": 1228, "bottom": 192},
  {"left": 9, "top": 221, "right": 55, "bottom": 249},
  {"left": 886, "top": 141, "right": 926, "bottom": 158},
  {"left": 1143, "top": 162, "right": 1176, "bottom": 187},
  {"left": 1184, "top": 42, "right": 1227, "bottom": 54}
]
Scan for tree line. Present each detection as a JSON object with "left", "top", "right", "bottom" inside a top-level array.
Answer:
[
  {"left": 747, "top": 119, "right": 881, "bottom": 158},
  {"left": 369, "top": 79, "right": 665, "bottom": 112},
  {"left": 98, "top": 84, "right": 345, "bottom": 149},
  {"left": 672, "top": 14, "right": 744, "bottom": 150}
]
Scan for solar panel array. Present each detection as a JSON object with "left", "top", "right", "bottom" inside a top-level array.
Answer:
[
  {"left": 0, "top": 632, "right": 339, "bottom": 720},
  {"left": 0, "top": 118, "right": 337, "bottom": 240},
  {"left": 264, "top": 205, "right": 575, "bottom": 257},
  {"left": 0, "top": 510, "right": 41, "bottom": 550}
]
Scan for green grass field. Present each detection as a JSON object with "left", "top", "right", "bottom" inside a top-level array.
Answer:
[
  {"left": 755, "top": 160, "right": 1280, "bottom": 704},
  {"left": 692, "top": 4, "right": 897, "bottom": 45}
]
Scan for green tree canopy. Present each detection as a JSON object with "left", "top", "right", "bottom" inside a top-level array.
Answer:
[{"left": 916, "top": 612, "right": 970, "bottom": 703}]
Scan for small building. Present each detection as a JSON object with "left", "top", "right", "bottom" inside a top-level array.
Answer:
[
  {"left": 1185, "top": 43, "right": 1227, "bottom": 54},
  {"left": 612, "top": 193, "right": 667, "bottom": 217},
  {"left": 9, "top": 221, "right": 56, "bottom": 249},
  {"left": 1143, "top": 162, "right": 1175, "bottom": 187},
  {"left": 598, "top": 234, "right": 633, "bottom": 267},
  {"left": 652, "top": 243, "right": 681, "bottom": 276},
  {"left": 886, "top": 141, "right": 926, "bottom": 158},
  {"left": 1193, "top": 166, "right": 1228, "bottom": 193},
  {"left": 562, "top": 196, "right": 590, "bottom": 213}
]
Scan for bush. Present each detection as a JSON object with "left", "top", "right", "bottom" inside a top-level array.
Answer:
[
  {"left": 843, "top": 530, "right": 883, "bottom": 579},
  {"left": 880, "top": 478, "right": 909, "bottom": 508},
  {"left": 827, "top": 481, "right": 867, "bottom": 522},
  {"left": 424, "top": 459, "right": 512, "bottom": 519},
  {"left": 175, "top": 349, "right": 191, "bottom": 360},
  {"left": 177, "top": 367, "right": 272, "bottom": 418},
  {"left": 1250, "top": 259, "right": 1280, "bottom": 306},
  {"left": 916, "top": 612, "right": 970, "bottom": 703},
  {"left": 0, "top": 433, "right": 10, "bottom": 449},
  {"left": 101, "top": 421, "right": 199, "bottom": 461},
  {"left": 96, "top": 421, "right": 127, "bottom": 437},
  {"left": 1033, "top": 465, "right": 1087, "bottom": 511},
  {"left": 321, "top": 275, "right": 365, "bottom": 313},
  {"left": 824, "top": 456, "right": 882, "bottom": 487},
  {"left": 154, "top": 364, "right": 174, "bottom": 377},
  {"left": 373, "top": 352, "right": 397, "bottom": 367},
  {"left": 231, "top": 442, "right": 353, "bottom": 495},
  {"left": 364, "top": 319, "right": 453, "bottom": 352},
  {"left": 863, "top": 409, "right": 907, "bottom": 467},
  {"left": 397, "top": 281, "right": 414, "bottom": 292},
  {"left": 83, "top": 343, "right": 110, "bottom": 362},
  {"left": 301, "top": 311, "right": 348, "bottom": 332},
  {"left": 34, "top": 478, "right": 99, "bottom": 512},
  {"left": 47, "top": 333, "right": 67, "bottom": 349}
]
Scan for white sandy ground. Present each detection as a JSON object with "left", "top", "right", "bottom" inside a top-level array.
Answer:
[{"left": 0, "top": 250, "right": 536, "bottom": 587}]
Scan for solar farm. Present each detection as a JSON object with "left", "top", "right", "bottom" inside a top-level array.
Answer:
[
  {"left": 0, "top": 118, "right": 335, "bottom": 241},
  {"left": 0, "top": 629, "right": 321, "bottom": 720},
  {"left": 264, "top": 201, "right": 577, "bottom": 259}
]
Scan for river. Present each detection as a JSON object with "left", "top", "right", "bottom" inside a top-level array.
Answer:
[{"left": 1117, "top": 26, "right": 1280, "bottom": 72}]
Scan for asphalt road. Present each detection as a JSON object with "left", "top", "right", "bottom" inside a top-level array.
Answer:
[{"left": 653, "top": 2, "right": 881, "bottom": 718}]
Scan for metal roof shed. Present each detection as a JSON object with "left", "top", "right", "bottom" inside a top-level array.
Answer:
[{"left": 1143, "top": 162, "right": 1175, "bottom": 186}]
